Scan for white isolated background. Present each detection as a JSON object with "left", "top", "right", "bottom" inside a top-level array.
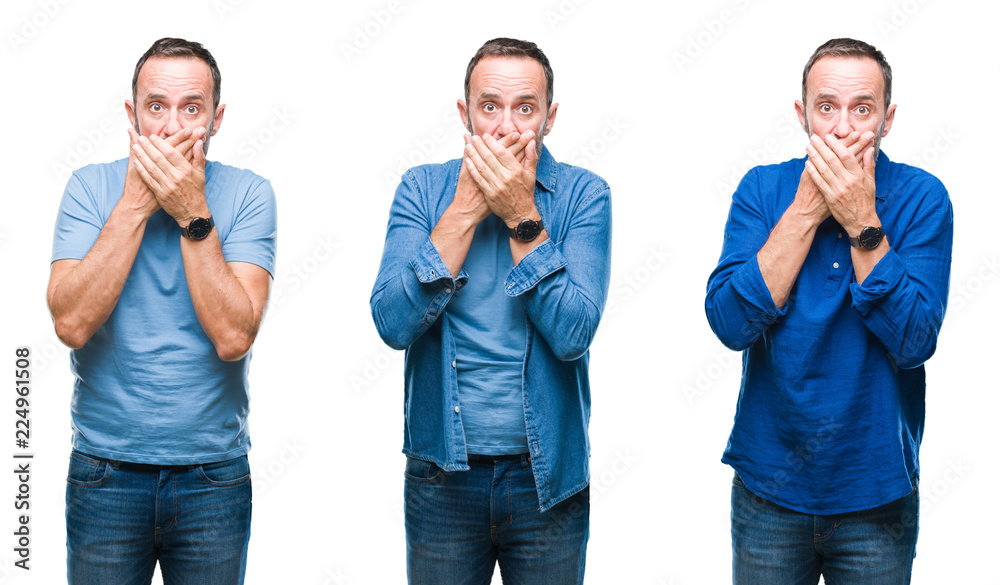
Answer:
[{"left": 0, "top": 0, "right": 995, "bottom": 583}]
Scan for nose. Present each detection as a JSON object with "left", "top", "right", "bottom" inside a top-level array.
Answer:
[
  {"left": 832, "top": 109, "right": 852, "bottom": 139},
  {"left": 162, "top": 109, "right": 182, "bottom": 137},
  {"left": 497, "top": 109, "right": 517, "bottom": 136}
]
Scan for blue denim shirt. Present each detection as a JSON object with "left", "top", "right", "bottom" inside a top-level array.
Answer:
[
  {"left": 706, "top": 152, "right": 953, "bottom": 514},
  {"left": 371, "top": 146, "right": 612, "bottom": 511}
]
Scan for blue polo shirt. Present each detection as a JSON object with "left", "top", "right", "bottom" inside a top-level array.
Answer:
[
  {"left": 706, "top": 152, "right": 953, "bottom": 514},
  {"left": 51, "top": 158, "right": 277, "bottom": 465}
]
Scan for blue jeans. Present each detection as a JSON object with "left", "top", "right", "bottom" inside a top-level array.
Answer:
[
  {"left": 731, "top": 473, "right": 918, "bottom": 585},
  {"left": 404, "top": 454, "right": 589, "bottom": 585},
  {"left": 66, "top": 451, "right": 252, "bottom": 585}
]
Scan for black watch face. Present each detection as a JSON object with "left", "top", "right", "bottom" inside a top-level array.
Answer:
[
  {"left": 515, "top": 219, "right": 540, "bottom": 241},
  {"left": 859, "top": 226, "right": 883, "bottom": 249},
  {"left": 187, "top": 218, "right": 212, "bottom": 239}
]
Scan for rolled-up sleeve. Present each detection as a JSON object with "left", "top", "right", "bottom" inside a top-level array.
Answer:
[
  {"left": 706, "top": 168, "right": 785, "bottom": 350},
  {"left": 508, "top": 183, "right": 612, "bottom": 361},
  {"left": 849, "top": 182, "right": 953, "bottom": 369},
  {"left": 371, "top": 170, "right": 465, "bottom": 350}
]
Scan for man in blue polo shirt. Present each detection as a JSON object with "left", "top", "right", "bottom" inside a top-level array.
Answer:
[
  {"left": 47, "top": 38, "right": 276, "bottom": 584},
  {"left": 706, "top": 38, "right": 952, "bottom": 584},
  {"left": 371, "top": 38, "right": 611, "bottom": 584}
]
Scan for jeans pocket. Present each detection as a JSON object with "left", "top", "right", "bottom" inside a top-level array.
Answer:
[
  {"left": 66, "top": 451, "right": 112, "bottom": 487},
  {"left": 403, "top": 457, "right": 444, "bottom": 484},
  {"left": 196, "top": 456, "right": 251, "bottom": 487}
]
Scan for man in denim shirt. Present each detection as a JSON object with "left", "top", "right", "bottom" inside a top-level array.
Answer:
[
  {"left": 706, "top": 38, "right": 952, "bottom": 584},
  {"left": 371, "top": 38, "right": 611, "bottom": 584}
]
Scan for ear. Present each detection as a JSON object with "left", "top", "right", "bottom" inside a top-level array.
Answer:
[
  {"left": 794, "top": 100, "right": 808, "bottom": 133},
  {"left": 881, "top": 104, "right": 896, "bottom": 138},
  {"left": 457, "top": 99, "right": 471, "bottom": 133},
  {"left": 125, "top": 100, "right": 137, "bottom": 131},
  {"left": 210, "top": 104, "right": 226, "bottom": 136},
  {"left": 543, "top": 102, "right": 559, "bottom": 136}
]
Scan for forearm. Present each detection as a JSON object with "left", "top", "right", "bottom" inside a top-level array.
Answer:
[
  {"left": 850, "top": 236, "right": 889, "bottom": 284},
  {"left": 430, "top": 205, "right": 479, "bottom": 278},
  {"left": 756, "top": 205, "right": 820, "bottom": 308},
  {"left": 510, "top": 229, "right": 548, "bottom": 265},
  {"left": 181, "top": 233, "right": 264, "bottom": 361},
  {"left": 47, "top": 203, "right": 148, "bottom": 348}
]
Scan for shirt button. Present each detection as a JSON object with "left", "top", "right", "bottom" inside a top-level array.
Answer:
[
  {"left": 838, "top": 232, "right": 843, "bottom": 239},
  {"left": 452, "top": 360, "right": 456, "bottom": 368},
  {"left": 444, "top": 288, "right": 452, "bottom": 294},
  {"left": 454, "top": 406, "right": 460, "bottom": 414},
  {"left": 833, "top": 262, "right": 840, "bottom": 269}
]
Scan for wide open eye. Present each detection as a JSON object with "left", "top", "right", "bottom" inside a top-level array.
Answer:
[
  {"left": 186, "top": 105, "right": 199, "bottom": 114},
  {"left": 519, "top": 105, "right": 532, "bottom": 115},
  {"left": 483, "top": 103, "right": 496, "bottom": 113}
]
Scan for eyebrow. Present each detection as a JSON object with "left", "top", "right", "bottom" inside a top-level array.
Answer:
[
  {"left": 143, "top": 92, "right": 206, "bottom": 104},
  {"left": 476, "top": 91, "right": 539, "bottom": 103},
  {"left": 815, "top": 91, "right": 876, "bottom": 103}
]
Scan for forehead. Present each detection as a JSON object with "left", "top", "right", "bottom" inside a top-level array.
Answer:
[
  {"left": 136, "top": 56, "right": 213, "bottom": 99},
  {"left": 468, "top": 56, "right": 546, "bottom": 100},
  {"left": 806, "top": 55, "right": 883, "bottom": 103}
]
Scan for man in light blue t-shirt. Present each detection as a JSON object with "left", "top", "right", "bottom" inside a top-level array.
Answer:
[{"left": 47, "top": 38, "right": 276, "bottom": 585}]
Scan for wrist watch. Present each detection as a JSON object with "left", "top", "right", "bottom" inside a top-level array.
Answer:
[
  {"left": 181, "top": 216, "right": 215, "bottom": 240},
  {"left": 848, "top": 226, "right": 884, "bottom": 250},
  {"left": 509, "top": 218, "right": 544, "bottom": 242}
]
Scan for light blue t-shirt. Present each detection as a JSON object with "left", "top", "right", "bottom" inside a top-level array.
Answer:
[
  {"left": 51, "top": 158, "right": 277, "bottom": 465},
  {"left": 449, "top": 214, "right": 528, "bottom": 455}
]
